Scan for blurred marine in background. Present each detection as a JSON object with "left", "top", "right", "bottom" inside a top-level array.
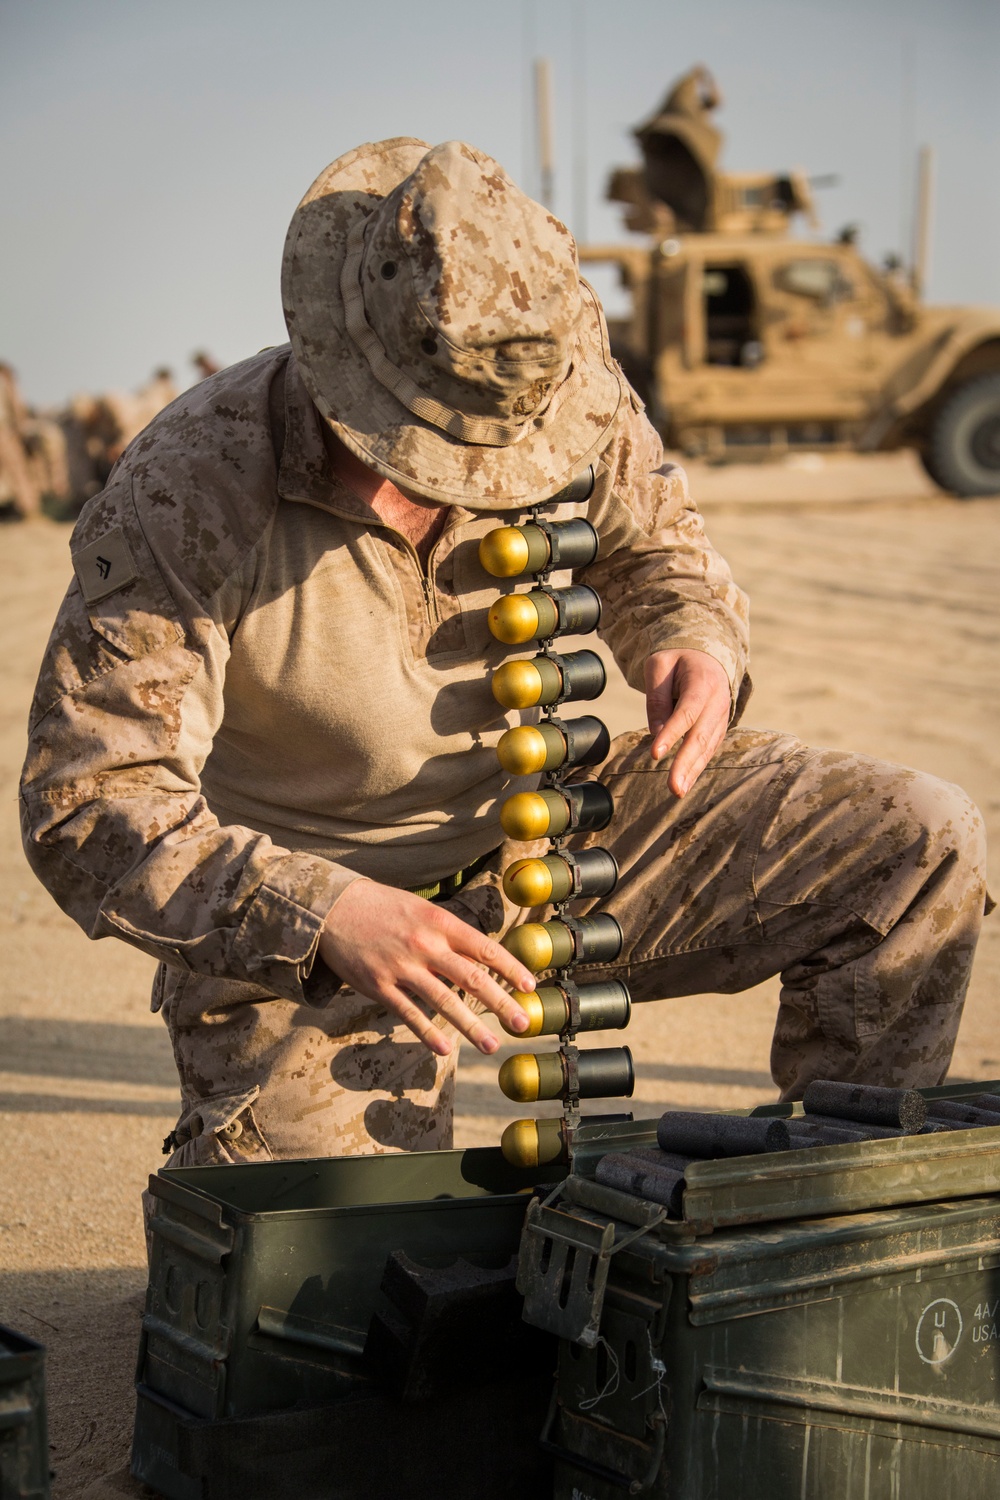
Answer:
[
  {"left": 19, "top": 139, "right": 990, "bottom": 1167},
  {"left": 0, "top": 360, "right": 220, "bottom": 520}
]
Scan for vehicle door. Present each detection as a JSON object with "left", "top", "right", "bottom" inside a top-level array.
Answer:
[
  {"left": 669, "top": 252, "right": 771, "bottom": 434},
  {"left": 752, "top": 248, "right": 887, "bottom": 423}
]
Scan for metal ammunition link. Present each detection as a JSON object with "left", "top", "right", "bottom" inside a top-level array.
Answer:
[{"left": 494, "top": 481, "right": 631, "bottom": 1170}]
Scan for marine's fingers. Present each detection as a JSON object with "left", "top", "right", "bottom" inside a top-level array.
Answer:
[
  {"left": 650, "top": 682, "right": 713, "bottom": 761},
  {"left": 381, "top": 986, "right": 456, "bottom": 1056},
  {"left": 667, "top": 706, "right": 729, "bottom": 796},
  {"left": 434, "top": 952, "right": 530, "bottom": 1033},
  {"left": 436, "top": 914, "right": 536, "bottom": 993},
  {"left": 645, "top": 675, "right": 679, "bottom": 739},
  {"left": 402, "top": 970, "right": 500, "bottom": 1054}
]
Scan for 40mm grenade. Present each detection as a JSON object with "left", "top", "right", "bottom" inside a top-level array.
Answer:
[
  {"left": 500, "top": 1117, "right": 567, "bottom": 1170},
  {"left": 502, "top": 912, "right": 623, "bottom": 972},
  {"left": 487, "top": 585, "right": 601, "bottom": 646},
  {"left": 502, "top": 848, "right": 619, "bottom": 906},
  {"left": 498, "top": 1046, "right": 635, "bottom": 1103},
  {"left": 500, "top": 783, "right": 613, "bottom": 840},
  {"left": 501, "top": 979, "right": 632, "bottom": 1037},
  {"left": 478, "top": 517, "right": 599, "bottom": 578},
  {"left": 491, "top": 650, "right": 606, "bottom": 710},
  {"left": 495, "top": 716, "right": 610, "bottom": 776}
]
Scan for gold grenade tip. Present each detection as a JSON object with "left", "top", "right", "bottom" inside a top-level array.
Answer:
[
  {"left": 498, "top": 1053, "right": 542, "bottom": 1102},
  {"left": 500, "top": 988, "right": 545, "bottom": 1038},
  {"left": 503, "top": 857, "right": 555, "bottom": 907},
  {"left": 488, "top": 593, "right": 540, "bottom": 646},
  {"left": 492, "top": 659, "right": 543, "bottom": 709},
  {"left": 499, "top": 791, "right": 556, "bottom": 841},
  {"left": 500, "top": 1117, "right": 566, "bottom": 1168},
  {"left": 496, "top": 725, "right": 549, "bottom": 777},
  {"left": 502, "top": 922, "right": 555, "bottom": 973},
  {"left": 500, "top": 1118, "right": 541, "bottom": 1168},
  {"left": 479, "top": 528, "right": 531, "bottom": 578}
]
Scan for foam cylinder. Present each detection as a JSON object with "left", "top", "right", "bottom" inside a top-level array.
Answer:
[
  {"left": 785, "top": 1120, "right": 881, "bottom": 1148},
  {"left": 926, "top": 1101, "right": 1000, "bottom": 1128},
  {"left": 656, "top": 1111, "right": 791, "bottom": 1158},
  {"left": 595, "top": 1153, "right": 685, "bottom": 1215},
  {"left": 801, "top": 1081, "right": 926, "bottom": 1133},
  {"left": 797, "top": 1112, "right": 902, "bottom": 1140},
  {"left": 630, "top": 1147, "right": 694, "bottom": 1173}
]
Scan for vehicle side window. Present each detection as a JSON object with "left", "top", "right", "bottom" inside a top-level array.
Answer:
[{"left": 774, "top": 259, "right": 851, "bottom": 303}]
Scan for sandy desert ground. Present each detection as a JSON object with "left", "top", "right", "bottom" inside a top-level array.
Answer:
[{"left": 0, "top": 451, "right": 997, "bottom": 1497}]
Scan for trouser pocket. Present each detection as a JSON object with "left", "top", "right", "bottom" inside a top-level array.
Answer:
[{"left": 162, "top": 1085, "right": 273, "bottom": 1167}]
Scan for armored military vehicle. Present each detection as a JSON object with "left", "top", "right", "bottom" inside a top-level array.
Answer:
[{"left": 584, "top": 67, "right": 1000, "bottom": 496}]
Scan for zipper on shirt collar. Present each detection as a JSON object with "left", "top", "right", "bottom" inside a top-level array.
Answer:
[
  {"left": 371, "top": 524, "right": 440, "bottom": 625},
  {"left": 392, "top": 509, "right": 465, "bottom": 628}
]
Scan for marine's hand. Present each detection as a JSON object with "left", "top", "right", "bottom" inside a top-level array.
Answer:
[
  {"left": 317, "top": 880, "right": 534, "bottom": 1056},
  {"left": 645, "top": 648, "right": 731, "bottom": 796}
]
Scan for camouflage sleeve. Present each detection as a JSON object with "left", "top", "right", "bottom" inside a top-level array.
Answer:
[
  {"left": 19, "top": 469, "right": 358, "bottom": 1004},
  {"left": 581, "top": 397, "right": 751, "bottom": 718}
]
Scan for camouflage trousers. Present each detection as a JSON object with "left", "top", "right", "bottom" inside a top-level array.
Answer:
[{"left": 159, "top": 728, "right": 989, "bottom": 1167}]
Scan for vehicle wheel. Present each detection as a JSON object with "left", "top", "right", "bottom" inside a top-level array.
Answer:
[
  {"left": 927, "top": 373, "right": 1000, "bottom": 496},
  {"left": 918, "top": 444, "right": 951, "bottom": 491}
]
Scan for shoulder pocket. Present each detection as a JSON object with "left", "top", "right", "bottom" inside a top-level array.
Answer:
[
  {"left": 29, "top": 481, "right": 188, "bottom": 732},
  {"left": 69, "top": 478, "right": 184, "bottom": 661}
]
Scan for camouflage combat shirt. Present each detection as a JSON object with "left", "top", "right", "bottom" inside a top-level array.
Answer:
[{"left": 20, "top": 347, "right": 750, "bottom": 1004}]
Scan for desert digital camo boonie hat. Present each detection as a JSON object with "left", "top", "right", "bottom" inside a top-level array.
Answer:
[{"left": 281, "top": 138, "right": 624, "bottom": 507}]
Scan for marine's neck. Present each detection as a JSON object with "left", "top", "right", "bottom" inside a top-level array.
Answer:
[{"left": 324, "top": 431, "right": 448, "bottom": 569}]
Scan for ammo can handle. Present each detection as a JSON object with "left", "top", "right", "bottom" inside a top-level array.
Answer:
[{"left": 538, "top": 1390, "right": 666, "bottom": 1495}]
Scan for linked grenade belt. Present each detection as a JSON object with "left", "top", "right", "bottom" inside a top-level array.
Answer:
[{"left": 479, "top": 466, "right": 635, "bottom": 1169}]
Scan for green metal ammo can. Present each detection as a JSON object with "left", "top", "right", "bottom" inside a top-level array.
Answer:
[
  {"left": 132, "top": 1146, "right": 563, "bottom": 1500},
  {"left": 0, "top": 1325, "right": 49, "bottom": 1500},
  {"left": 518, "top": 1083, "right": 1000, "bottom": 1499}
]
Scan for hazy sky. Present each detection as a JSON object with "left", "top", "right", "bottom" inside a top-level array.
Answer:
[{"left": 2, "top": 0, "right": 997, "bottom": 406}]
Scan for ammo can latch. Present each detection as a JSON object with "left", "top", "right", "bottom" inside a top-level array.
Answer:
[{"left": 516, "top": 1181, "right": 667, "bottom": 1348}]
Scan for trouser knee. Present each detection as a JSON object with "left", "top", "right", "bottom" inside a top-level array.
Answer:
[
  {"left": 830, "top": 765, "right": 988, "bottom": 936},
  {"left": 904, "top": 772, "right": 986, "bottom": 867}
]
